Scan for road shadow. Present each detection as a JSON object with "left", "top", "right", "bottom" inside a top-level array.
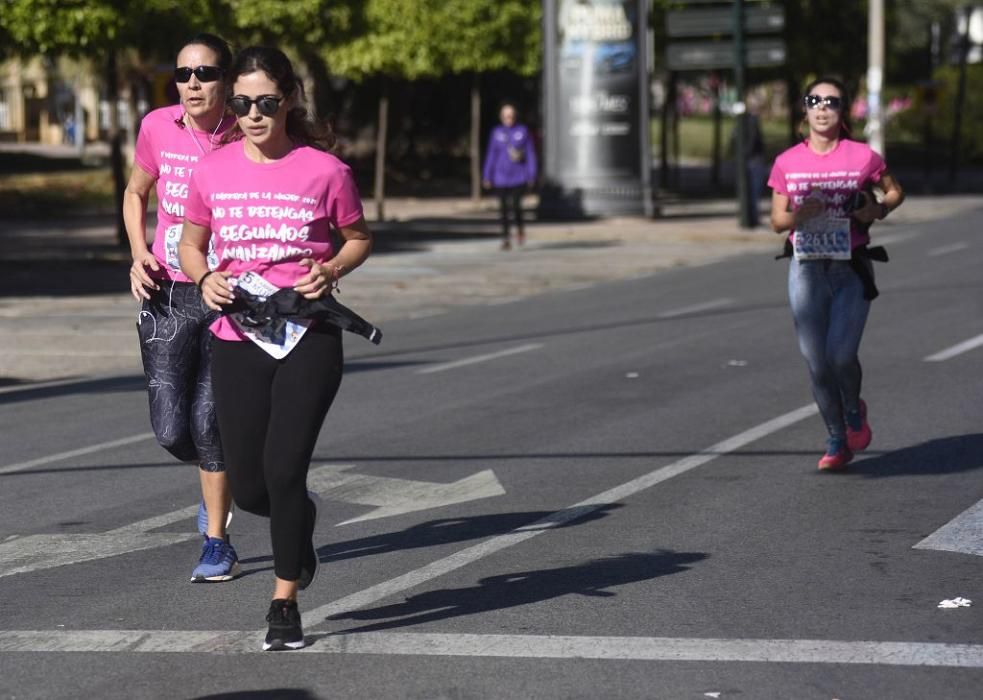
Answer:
[
  {"left": 319, "top": 549, "right": 706, "bottom": 634},
  {"left": 237, "top": 506, "right": 622, "bottom": 574},
  {"left": 850, "top": 434, "right": 983, "bottom": 478},
  {"left": 192, "top": 691, "right": 318, "bottom": 700},
  {"left": 0, "top": 374, "right": 146, "bottom": 402}
]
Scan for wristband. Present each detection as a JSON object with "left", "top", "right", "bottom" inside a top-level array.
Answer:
[
  {"left": 196, "top": 271, "right": 214, "bottom": 290},
  {"left": 878, "top": 203, "right": 889, "bottom": 219}
]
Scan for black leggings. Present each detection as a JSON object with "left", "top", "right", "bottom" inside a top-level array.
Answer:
[
  {"left": 496, "top": 185, "right": 525, "bottom": 239},
  {"left": 211, "top": 325, "right": 343, "bottom": 581},
  {"left": 137, "top": 280, "right": 223, "bottom": 471}
]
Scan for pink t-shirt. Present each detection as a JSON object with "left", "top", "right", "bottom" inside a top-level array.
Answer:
[
  {"left": 133, "top": 105, "right": 234, "bottom": 282},
  {"left": 768, "top": 139, "right": 886, "bottom": 249},
  {"left": 185, "top": 140, "right": 364, "bottom": 341}
]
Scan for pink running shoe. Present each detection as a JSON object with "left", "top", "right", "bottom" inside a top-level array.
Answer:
[
  {"left": 818, "top": 437, "right": 853, "bottom": 471},
  {"left": 846, "top": 399, "right": 872, "bottom": 452}
]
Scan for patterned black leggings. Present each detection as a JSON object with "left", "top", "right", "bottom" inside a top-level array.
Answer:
[{"left": 136, "top": 280, "right": 224, "bottom": 472}]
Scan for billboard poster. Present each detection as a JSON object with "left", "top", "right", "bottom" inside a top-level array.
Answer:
[{"left": 543, "top": 0, "right": 651, "bottom": 215}]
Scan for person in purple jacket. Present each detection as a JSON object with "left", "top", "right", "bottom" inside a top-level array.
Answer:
[{"left": 482, "top": 102, "right": 538, "bottom": 250}]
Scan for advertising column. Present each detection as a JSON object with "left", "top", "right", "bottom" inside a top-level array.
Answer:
[{"left": 541, "top": 0, "right": 653, "bottom": 217}]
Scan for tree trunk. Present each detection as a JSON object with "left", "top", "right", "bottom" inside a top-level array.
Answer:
[
  {"left": 711, "top": 78, "right": 721, "bottom": 187},
  {"left": 374, "top": 80, "right": 389, "bottom": 222},
  {"left": 299, "top": 49, "right": 333, "bottom": 121},
  {"left": 470, "top": 73, "right": 481, "bottom": 203},
  {"left": 106, "top": 49, "right": 126, "bottom": 247}
]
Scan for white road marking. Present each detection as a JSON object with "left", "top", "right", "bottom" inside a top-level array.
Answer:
[
  {"left": 924, "top": 333, "right": 983, "bottom": 362},
  {"left": 927, "top": 242, "right": 970, "bottom": 257},
  {"left": 914, "top": 498, "right": 983, "bottom": 557},
  {"left": 657, "top": 298, "right": 733, "bottom": 319},
  {"left": 0, "top": 463, "right": 505, "bottom": 575},
  {"left": 875, "top": 231, "right": 919, "bottom": 245},
  {"left": 417, "top": 343, "right": 543, "bottom": 374},
  {"left": 307, "top": 464, "right": 505, "bottom": 525},
  {"left": 303, "top": 404, "right": 818, "bottom": 625},
  {"left": 0, "top": 432, "right": 155, "bottom": 475},
  {"left": 0, "top": 502, "right": 201, "bottom": 579},
  {"left": 0, "top": 532, "right": 199, "bottom": 579},
  {"left": 2, "top": 630, "right": 982, "bottom": 666}
]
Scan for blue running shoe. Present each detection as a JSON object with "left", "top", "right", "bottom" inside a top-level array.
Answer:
[
  {"left": 191, "top": 536, "right": 241, "bottom": 582},
  {"left": 196, "top": 500, "right": 234, "bottom": 536},
  {"left": 298, "top": 491, "right": 321, "bottom": 591}
]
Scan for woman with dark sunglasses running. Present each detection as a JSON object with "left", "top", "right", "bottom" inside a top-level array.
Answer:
[
  {"left": 768, "top": 77, "right": 904, "bottom": 471},
  {"left": 179, "top": 46, "right": 372, "bottom": 651},
  {"left": 123, "top": 33, "right": 241, "bottom": 581}
]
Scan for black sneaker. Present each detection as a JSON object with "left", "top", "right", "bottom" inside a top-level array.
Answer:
[
  {"left": 298, "top": 491, "right": 321, "bottom": 591},
  {"left": 263, "top": 599, "right": 304, "bottom": 651}
]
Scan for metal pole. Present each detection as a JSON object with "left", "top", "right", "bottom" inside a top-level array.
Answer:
[
  {"left": 948, "top": 6, "right": 971, "bottom": 187},
  {"left": 733, "top": 0, "right": 750, "bottom": 228},
  {"left": 866, "top": 0, "right": 885, "bottom": 156}
]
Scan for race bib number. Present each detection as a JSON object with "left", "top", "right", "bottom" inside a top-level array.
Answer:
[
  {"left": 229, "top": 271, "right": 311, "bottom": 359},
  {"left": 793, "top": 216, "right": 851, "bottom": 261},
  {"left": 164, "top": 225, "right": 218, "bottom": 272}
]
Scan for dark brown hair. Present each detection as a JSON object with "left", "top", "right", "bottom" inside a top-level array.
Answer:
[
  {"left": 221, "top": 46, "right": 335, "bottom": 151},
  {"left": 801, "top": 76, "right": 853, "bottom": 139}
]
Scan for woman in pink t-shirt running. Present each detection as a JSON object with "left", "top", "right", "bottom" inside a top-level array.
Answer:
[
  {"left": 768, "top": 77, "right": 904, "bottom": 471},
  {"left": 179, "top": 46, "right": 373, "bottom": 651},
  {"left": 122, "top": 33, "right": 241, "bottom": 583}
]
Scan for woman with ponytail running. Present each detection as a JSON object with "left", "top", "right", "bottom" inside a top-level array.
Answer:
[
  {"left": 768, "top": 77, "right": 904, "bottom": 471},
  {"left": 179, "top": 46, "right": 372, "bottom": 650}
]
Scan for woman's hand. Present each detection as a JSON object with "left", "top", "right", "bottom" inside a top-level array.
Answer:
[
  {"left": 199, "top": 271, "right": 235, "bottom": 311},
  {"left": 851, "top": 192, "right": 884, "bottom": 224},
  {"left": 792, "top": 197, "right": 825, "bottom": 227},
  {"left": 294, "top": 258, "right": 337, "bottom": 300},
  {"left": 130, "top": 252, "right": 161, "bottom": 301}
]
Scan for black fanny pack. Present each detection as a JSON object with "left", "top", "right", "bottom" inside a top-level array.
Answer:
[
  {"left": 223, "top": 287, "right": 382, "bottom": 345},
  {"left": 776, "top": 238, "right": 889, "bottom": 301}
]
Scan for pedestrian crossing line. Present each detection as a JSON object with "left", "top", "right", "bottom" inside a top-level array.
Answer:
[{"left": 2, "top": 630, "right": 983, "bottom": 666}]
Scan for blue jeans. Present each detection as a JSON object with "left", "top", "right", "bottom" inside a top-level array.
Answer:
[{"left": 788, "top": 259, "right": 871, "bottom": 439}]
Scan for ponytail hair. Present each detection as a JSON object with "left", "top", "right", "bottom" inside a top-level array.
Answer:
[{"left": 221, "top": 46, "right": 335, "bottom": 151}]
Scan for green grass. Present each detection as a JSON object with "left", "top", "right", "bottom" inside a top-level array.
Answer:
[{"left": 0, "top": 168, "right": 118, "bottom": 217}]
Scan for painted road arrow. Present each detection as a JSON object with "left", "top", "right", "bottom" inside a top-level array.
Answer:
[
  {"left": 914, "top": 498, "right": 983, "bottom": 557},
  {"left": 0, "top": 465, "right": 505, "bottom": 577},
  {"left": 0, "top": 504, "right": 201, "bottom": 579},
  {"left": 307, "top": 464, "right": 506, "bottom": 525}
]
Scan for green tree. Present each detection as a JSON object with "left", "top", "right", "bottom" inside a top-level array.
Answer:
[
  {"left": 0, "top": 0, "right": 221, "bottom": 244},
  {"left": 431, "top": 0, "right": 541, "bottom": 201},
  {"left": 324, "top": 0, "right": 541, "bottom": 216},
  {"left": 221, "top": 1, "right": 357, "bottom": 119}
]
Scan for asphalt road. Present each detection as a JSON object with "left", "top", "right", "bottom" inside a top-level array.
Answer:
[{"left": 0, "top": 205, "right": 981, "bottom": 699}]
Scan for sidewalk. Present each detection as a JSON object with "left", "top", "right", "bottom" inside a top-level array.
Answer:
[{"left": 1, "top": 194, "right": 981, "bottom": 384}]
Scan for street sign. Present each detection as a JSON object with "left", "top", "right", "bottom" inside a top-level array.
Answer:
[
  {"left": 666, "top": 38, "right": 786, "bottom": 71},
  {"left": 667, "top": 6, "right": 785, "bottom": 38}
]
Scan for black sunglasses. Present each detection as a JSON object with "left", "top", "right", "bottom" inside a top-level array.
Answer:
[
  {"left": 804, "top": 94, "right": 843, "bottom": 111},
  {"left": 174, "top": 65, "right": 224, "bottom": 83},
  {"left": 228, "top": 95, "right": 284, "bottom": 118}
]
